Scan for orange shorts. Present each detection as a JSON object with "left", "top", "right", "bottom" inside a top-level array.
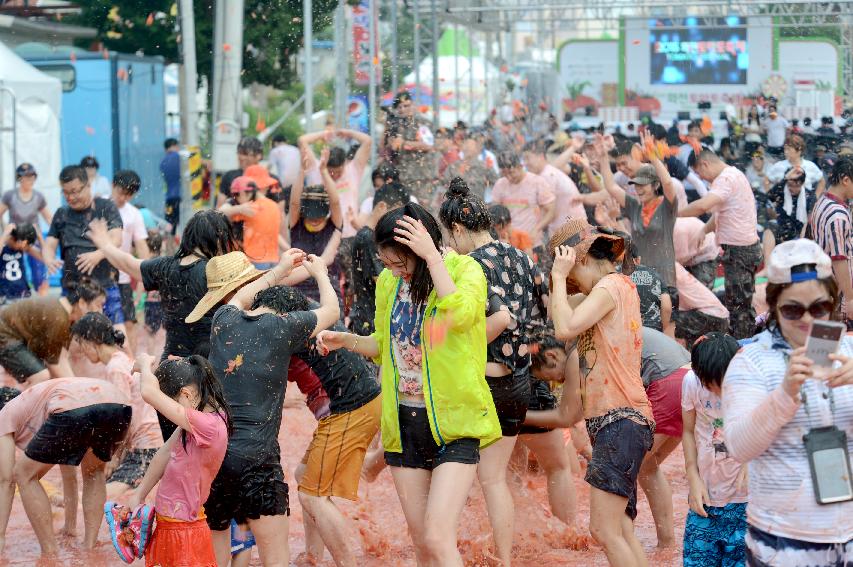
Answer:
[
  {"left": 146, "top": 516, "right": 217, "bottom": 567},
  {"left": 299, "top": 395, "right": 381, "bottom": 501}
]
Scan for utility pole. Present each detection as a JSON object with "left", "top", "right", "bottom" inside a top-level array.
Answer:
[
  {"left": 390, "top": 0, "right": 399, "bottom": 94},
  {"left": 178, "top": 0, "right": 198, "bottom": 146},
  {"left": 304, "top": 0, "right": 313, "bottom": 129},
  {"left": 334, "top": 0, "right": 348, "bottom": 127},
  {"left": 368, "top": 0, "right": 377, "bottom": 167}
]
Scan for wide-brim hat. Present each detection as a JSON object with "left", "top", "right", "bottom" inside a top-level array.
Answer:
[
  {"left": 185, "top": 251, "right": 267, "bottom": 323},
  {"left": 548, "top": 217, "right": 625, "bottom": 294}
]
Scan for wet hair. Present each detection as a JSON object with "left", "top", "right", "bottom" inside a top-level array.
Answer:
[
  {"left": 237, "top": 136, "right": 263, "bottom": 156},
  {"left": 146, "top": 231, "right": 163, "bottom": 256},
  {"left": 522, "top": 139, "right": 548, "bottom": 156},
  {"left": 609, "top": 141, "right": 634, "bottom": 159},
  {"left": 489, "top": 204, "right": 511, "bottom": 226},
  {"left": 59, "top": 165, "right": 88, "bottom": 186},
  {"left": 529, "top": 325, "right": 565, "bottom": 371},
  {"left": 496, "top": 151, "right": 521, "bottom": 170},
  {"left": 690, "top": 332, "right": 739, "bottom": 389},
  {"left": 374, "top": 202, "right": 442, "bottom": 306},
  {"left": 374, "top": 182, "right": 409, "bottom": 209},
  {"left": 439, "top": 177, "right": 492, "bottom": 232},
  {"left": 764, "top": 264, "right": 839, "bottom": 332},
  {"left": 176, "top": 209, "right": 241, "bottom": 260},
  {"left": 786, "top": 168, "right": 807, "bottom": 184},
  {"left": 251, "top": 285, "right": 311, "bottom": 313},
  {"left": 393, "top": 91, "right": 412, "bottom": 108},
  {"left": 372, "top": 164, "right": 399, "bottom": 184},
  {"left": 649, "top": 123, "right": 667, "bottom": 141},
  {"left": 71, "top": 312, "right": 126, "bottom": 347},
  {"left": 164, "top": 138, "right": 179, "bottom": 150},
  {"left": 687, "top": 147, "right": 718, "bottom": 169},
  {"left": 80, "top": 156, "right": 99, "bottom": 169},
  {"left": 10, "top": 224, "right": 37, "bottom": 245},
  {"left": 828, "top": 156, "right": 853, "bottom": 186},
  {"left": 65, "top": 276, "right": 106, "bottom": 305},
  {"left": 154, "top": 356, "right": 233, "bottom": 450},
  {"left": 586, "top": 232, "right": 625, "bottom": 264},
  {"left": 271, "top": 134, "right": 287, "bottom": 144},
  {"left": 113, "top": 169, "right": 141, "bottom": 195},
  {"left": 327, "top": 147, "right": 347, "bottom": 169}
]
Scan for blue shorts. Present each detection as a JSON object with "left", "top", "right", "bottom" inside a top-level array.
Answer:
[
  {"left": 683, "top": 502, "right": 747, "bottom": 567},
  {"left": 102, "top": 285, "right": 125, "bottom": 325},
  {"left": 26, "top": 254, "right": 46, "bottom": 288},
  {"left": 230, "top": 520, "right": 256, "bottom": 556}
]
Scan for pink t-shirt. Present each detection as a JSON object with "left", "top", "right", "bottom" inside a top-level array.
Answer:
[
  {"left": 676, "top": 263, "right": 729, "bottom": 319},
  {"left": 117, "top": 202, "right": 148, "bottom": 284},
  {"left": 670, "top": 177, "right": 689, "bottom": 214},
  {"left": 0, "top": 377, "right": 128, "bottom": 450},
  {"left": 104, "top": 352, "right": 163, "bottom": 450},
  {"left": 155, "top": 408, "right": 228, "bottom": 522},
  {"left": 708, "top": 166, "right": 758, "bottom": 246},
  {"left": 681, "top": 370, "right": 748, "bottom": 507},
  {"left": 539, "top": 164, "right": 585, "bottom": 234},
  {"left": 674, "top": 218, "right": 720, "bottom": 266},
  {"left": 335, "top": 162, "right": 363, "bottom": 238},
  {"left": 490, "top": 172, "right": 555, "bottom": 238}
]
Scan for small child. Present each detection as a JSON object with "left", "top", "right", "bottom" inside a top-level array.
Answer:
[
  {"left": 139, "top": 231, "right": 165, "bottom": 359},
  {"left": 681, "top": 332, "right": 748, "bottom": 567},
  {"left": 127, "top": 353, "right": 231, "bottom": 567},
  {"left": 489, "top": 204, "right": 533, "bottom": 258},
  {"left": 0, "top": 223, "right": 41, "bottom": 304},
  {"left": 71, "top": 312, "right": 163, "bottom": 500}
]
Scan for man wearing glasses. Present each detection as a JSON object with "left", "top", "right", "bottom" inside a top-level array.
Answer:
[{"left": 41, "top": 165, "right": 124, "bottom": 324}]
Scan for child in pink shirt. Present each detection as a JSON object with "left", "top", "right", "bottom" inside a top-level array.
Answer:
[
  {"left": 71, "top": 312, "right": 163, "bottom": 500},
  {"left": 127, "top": 353, "right": 231, "bottom": 567}
]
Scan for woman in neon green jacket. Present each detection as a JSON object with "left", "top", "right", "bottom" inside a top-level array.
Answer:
[{"left": 317, "top": 202, "right": 501, "bottom": 567}]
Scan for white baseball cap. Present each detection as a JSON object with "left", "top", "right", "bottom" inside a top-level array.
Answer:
[{"left": 766, "top": 239, "right": 832, "bottom": 284}]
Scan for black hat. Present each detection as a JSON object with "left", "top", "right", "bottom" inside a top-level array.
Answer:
[{"left": 15, "top": 163, "right": 36, "bottom": 177}]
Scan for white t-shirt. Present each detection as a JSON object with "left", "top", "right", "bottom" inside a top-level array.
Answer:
[
  {"left": 117, "top": 202, "right": 148, "bottom": 284},
  {"left": 91, "top": 175, "right": 112, "bottom": 200},
  {"left": 681, "top": 370, "right": 749, "bottom": 507},
  {"left": 766, "top": 159, "right": 824, "bottom": 191},
  {"left": 268, "top": 144, "right": 301, "bottom": 189},
  {"left": 765, "top": 117, "right": 789, "bottom": 148}
]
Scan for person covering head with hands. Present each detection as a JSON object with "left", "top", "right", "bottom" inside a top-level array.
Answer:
[
  {"left": 316, "top": 202, "right": 501, "bottom": 567},
  {"left": 723, "top": 239, "right": 853, "bottom": 566},
  {"left": 548, "top": 218, "right": 653, "bottom": 567},
  {"left": 196, "top": 249, "right": 339, "bottom": 567}
]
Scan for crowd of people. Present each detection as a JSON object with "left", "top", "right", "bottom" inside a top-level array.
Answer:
[{"left": 0, "top": 93, "right": 849, "bottom": 567}]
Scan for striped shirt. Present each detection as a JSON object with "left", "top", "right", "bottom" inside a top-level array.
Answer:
[
  {"left": 809, "top": 192, "right": 853, "bottom": 315},
  {"left": 723, "top": 329, "right": 853, "bottom": 543}
]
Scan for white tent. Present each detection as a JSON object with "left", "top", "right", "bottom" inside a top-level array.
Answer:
[{"left": 0, "top": 40, "right": 62, "bottom": 216}]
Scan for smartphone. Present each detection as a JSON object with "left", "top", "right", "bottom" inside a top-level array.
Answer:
[
  {"left": 805, "top": 320, "right": 846, "bottom": 377},
  {"left": 804, "top": 426, "right": 853, "bottom": 504}
]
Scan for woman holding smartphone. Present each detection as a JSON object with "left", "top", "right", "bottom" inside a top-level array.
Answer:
[{"left": 723, "top": 239, "right": 853, "bottom": 566}]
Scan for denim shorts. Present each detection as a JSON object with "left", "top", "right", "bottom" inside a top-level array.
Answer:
[
  {"left": 584, "top": 417, "right": 653, "bottom": 519},
  {"left": 102, "top": 285, "right": 125, "bottom": 325},
  {"left": 384, "top": 405, "right": 479, "bottom": 471}
]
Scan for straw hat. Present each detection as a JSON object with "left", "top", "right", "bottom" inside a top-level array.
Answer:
[
  {"left": 185, "top": 252, "right": 267, "bottom": 323},
  {"left": 548, "top": 218, "right": 625, "bottom": 293}
]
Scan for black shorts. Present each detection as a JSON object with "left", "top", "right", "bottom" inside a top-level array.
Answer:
[
  {"left": 0, "top": 341, "right": 46, "bottom": 383},
  {"left": 205, "top": 452, "right": 290, "bottom": 531},
  {"left": 485, "top": 372, "right": 529, "bottom": 437},
  {"left": 584, "top": 417, "right": 653, "bottom": 520},
  {"left": 519, "top": 378, "right": 558, "bottom": 436},
  {"left": 384, "top": 405, "right": 479, "bottom": 471},
  {"left": 25, "top": 403, "right": 132, "bottom": 466},
  {"left": 165, "top": 198, "right": 180, "bottom": 235},
  {"left": 144, "top": 300, "right": 163, "bottom": 333},
  {"left": 118, "top": 283, "right": 137, "bottom": 323},
  {"left": 107, "top": 448, "right": 158, "bottom": 486}
]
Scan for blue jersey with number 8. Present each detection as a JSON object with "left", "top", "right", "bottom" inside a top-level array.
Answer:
[{"left": 0, "top": 246, "right": 31, "bottom": 302}]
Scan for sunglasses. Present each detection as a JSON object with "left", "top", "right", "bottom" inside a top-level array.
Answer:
[{"left": 778, "top": 299, "right": 834, "bottom": 321}]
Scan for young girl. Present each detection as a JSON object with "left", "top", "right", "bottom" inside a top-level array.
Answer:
[
  {"left": 681, "top": 333, "right": 747, "bottom": 567},
  {"left": 127, "top": 353, "right": 232, "bottom": 567},
  {"left": 71, "top": 312, "right": 163, "bottom": 500},
  {"left": 138, "top": 231, "right": 166, "bottom": 360},
  {"left": 548, "top": 218, "right": 654, "bottom": 567},
  {"left": 317, "top": 203, "right": 501, "bottom": 566}
]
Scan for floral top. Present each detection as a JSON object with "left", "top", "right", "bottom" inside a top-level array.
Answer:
[{"left": 391, "top": 281, "right": 426, "bottom": 406}]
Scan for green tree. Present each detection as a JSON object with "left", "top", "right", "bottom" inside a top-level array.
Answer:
[{"left": 67, "top": 0, "right": 336, "bottom": 89}]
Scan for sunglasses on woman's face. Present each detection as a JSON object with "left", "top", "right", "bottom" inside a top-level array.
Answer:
[{"left": 778, "top": 300, "right": 834, "bottom": 321}]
